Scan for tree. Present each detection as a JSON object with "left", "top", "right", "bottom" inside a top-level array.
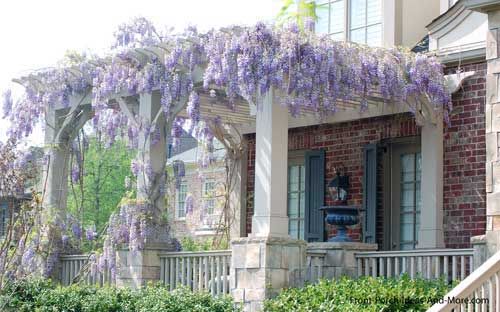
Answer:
[
  {"left": 276, "top": 0, "right": 318, "bottom": 29},
  {"left": 67, "top": 131, "right": 134, "bottom": 234}
]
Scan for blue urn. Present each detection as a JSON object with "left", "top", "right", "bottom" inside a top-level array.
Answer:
[{"left": 320, "top": 205, "right": 360, "bottom": 242}]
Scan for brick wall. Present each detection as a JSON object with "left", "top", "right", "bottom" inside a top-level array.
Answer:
[
  {"left": 443, "top": 62, "right": 487, "bottom": 248},
  {"left": 245, "top": 113, "right": 420, "bottom": 242},
  {"left": 244, "top": 60, "right": 487, "bottom": 248},
  {"left": 167, "top": 166, "right": 227, "bottom": 241}
]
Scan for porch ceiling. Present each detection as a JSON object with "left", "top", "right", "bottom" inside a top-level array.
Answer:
[{"left": 177, "top": 90, "right": 412, "bottom": 134}]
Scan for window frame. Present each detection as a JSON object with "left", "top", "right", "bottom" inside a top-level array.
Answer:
[
  {"left": 202, "top": 179, "right": 217, "bottom": 215},
  {"left": 176, "top": 182, "right": 188, "bottom": 220},
  {"left": 380, "top": 136, "right": 421, "bottom": 251},
  {"left": 315, "top": 0, "right": 383, "bottom": 46},
  {"left": 287, "top": 151, "right": 307, "bottom": 240}
]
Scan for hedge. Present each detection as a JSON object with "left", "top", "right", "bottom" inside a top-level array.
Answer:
[
  {"left": 264, "top": 275, "right": 452, "bottom": 312},
  {"left": 0, "top": 279, "right": 239, "bottom": 312}
]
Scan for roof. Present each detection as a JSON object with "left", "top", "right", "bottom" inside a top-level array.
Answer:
[
  {"left": 167, "top": 139, "right": 226, "bottom": 165},
  {"left": 411, "top": 35, "right": 429, "bottom": 53}
]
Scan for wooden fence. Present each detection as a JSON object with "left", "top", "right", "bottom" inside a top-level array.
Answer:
[{"left": 159, "top": 250, "right": 231, "bottom": 296}]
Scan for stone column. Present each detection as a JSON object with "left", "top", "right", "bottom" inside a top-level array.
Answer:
[
  {"left": 136, "top": 92, "right": 167, "bottom": 209},
  {"left": 116, "top": 92, "right": 175, "bottom": 288},
  {"left": 464, "top": 2, "right": 500, "bottom": 258},
  {"left": 231, "top": 89, "right": 306, "bottom": 311},
  {"left": 418, "top": 118, "right": 445, "bottom": 248},
  {"left": 43, "top": 107, "right": 71, "bottom": 221},
  {"left": 251, "top": 89, "right": 289, "bottom": 237}
]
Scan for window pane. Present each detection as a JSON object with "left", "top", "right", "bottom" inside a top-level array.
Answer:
[
  {"left": 300, "top": 165, "right": 305, "bottom": 190},
  {"left": 289, "top": 220, "right": 299, "bottom": 239},
  {"left": 416, "top": 182, "right": 421, "bottom": 212},
  {"left": 366, "top": 0, "right": 382, "bottom": 25},
  {"left": 316, "top": 3, "right": 330, "bottom": 34},
  {"left": 299, "top": 221, "right": 304, "bottom": 240},
  {"left": 330, "top": 0, "right": 344, "bottom": 34},
  {"left": 416, "top": 153, "right": 422, "bottom": 181},
  {"left": 366, "top": 24, "right": 382, "bottom": 46},
  {"left": 350, "top": 28, "right": 366, "bottom": 44},
  {"left": 178, "top": 184, "right": 187, "bottom": 218},
  {"left": 299, "top": 191, "right": 305, "bottom": 217},
  {"left": 288, "top": 193, "right": 299, "bottom": 217},
  {"left": 288, "top": 163, "right": 305, "bottom": 239},
  {"left": 400, "top": 213, "right": 415, "bottom": 242},
  {"left": 206, "top": 199, "right": 215, "bottom": 215},
  {"left": 350, "top": 0, "right": 366, "bottom": 29},
  {"left": 401, "top": 154, "right": 415, "bottom": 182},
  {"left": 416, "top": 211, "right": 421, "bottom": 241},
  {"left": 289, "top": 166, "right": 299, "bottom": 192},
  {"left": 401, "top": 182, "right": 415, "bottom": 212}
]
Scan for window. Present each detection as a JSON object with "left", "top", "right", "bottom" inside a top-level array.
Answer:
[
  {"left": 202, "top": 180, "right": 216, "bottom": 215},
  {"left": 288, "top": 164, "right": 306, "bottom": 240},
  {"left": 384, "top": 139, "right": 421, "bottom": 251},
  {"left": 398, "top": 152, "right": 421, "bottom": 250},
  {"left": 176, "top": 183, "right": 188, "bottom": 219},
  {"left": 316, "top": 0, "right": 345, "bottom": 40},
  {"left": 315, "top": 0, "right": 382, "bottom": 46}
]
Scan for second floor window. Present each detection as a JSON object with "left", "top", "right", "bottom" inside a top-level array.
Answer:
[{"left": 316, "top": 0, "right": 382, "bottom": 46}]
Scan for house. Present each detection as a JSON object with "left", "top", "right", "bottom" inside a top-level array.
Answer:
[
  {"left": 166, "top": 139, "right": 227, "bottom": 241},
  {"left": 235, "top": 0, "right": 486, "bottom": 251},
  {"left": 31, "top": 0, "right": 500, "bottom": 310},
  {"left": 0, "top": 194, "right": 32, "bottom": 237}
]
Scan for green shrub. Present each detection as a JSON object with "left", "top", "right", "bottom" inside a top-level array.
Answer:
[
  {"left": 0, "top": 279, "right": 239, "bottom": 312},
  {"left": 264, "top": 275, "right": 452, "bottom": 312}
]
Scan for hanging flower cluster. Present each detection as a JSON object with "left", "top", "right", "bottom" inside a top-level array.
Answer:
[
  {"left": 172, "top": 160, "right": 185, "bottom": 188},
  {"left": 86, "top": 200, "right": 172, "bottom": 280},
  {"left": 0, "top": 18, "right": 453, "bottom": 282},
  {"left": 3, "top": 19, "right": 451, "bottom": 147}
]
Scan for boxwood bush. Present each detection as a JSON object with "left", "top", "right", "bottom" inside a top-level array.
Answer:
[
  {"left": 0, "top": 279, "right": 239, "bottom": 312},
  {"left": 264, "top": 275, "right": 452, "bottom": 312}
]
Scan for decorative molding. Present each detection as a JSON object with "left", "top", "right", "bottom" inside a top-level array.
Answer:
[
  {"left": 428, "top": 0, "right": 488, "bottom": 61},
  {"left": 444, "top": 71, "right": 477, "bottom": 93}
]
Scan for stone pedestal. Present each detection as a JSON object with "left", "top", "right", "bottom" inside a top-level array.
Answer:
[
  {"left": 116, "top": 243, "right": 174, "bottom": 288},
  {"left": 230, "top": 237, "right": 307, "bottom": 312},
  {"left": 471, "top": 235, "right": 488, "bottom": 270},
  {"left": 307, "top": 242, "right": 378, "bottom": 278}
]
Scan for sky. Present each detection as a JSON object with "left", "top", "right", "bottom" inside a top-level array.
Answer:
[{"left": 0, "top": 0, "right": 282, "bottom": 146}]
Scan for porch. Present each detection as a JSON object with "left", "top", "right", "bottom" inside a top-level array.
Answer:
[
  {"left": 17, "top": 20, "right": 485, "bottom": 312},
  {"left": 59, "top": 244, "right": 476, "bottom": 293}
]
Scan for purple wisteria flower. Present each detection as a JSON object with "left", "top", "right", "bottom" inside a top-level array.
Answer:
[
  {"left": 185, "top": 194, "right": 194, "bottom": 214},
  {"left": 2, "top": 89, "right": 13, "bottom": 119},
  {"left": 86, "top": 226, "right": 97, "bottom": 241},
  {"left": 71, "top": 223, "right": 82, "bottom": 240}
]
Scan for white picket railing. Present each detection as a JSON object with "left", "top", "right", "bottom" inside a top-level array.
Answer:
[
  {"left": 159, "top": 250, "right": 231, "bottom": 296},
  {"left": 355, "top": 249, "right": 474, "bottom": 282},
  {"left": 60, "top": 254, "right": 114, "bottom": 286},
  {"left": 306, "top": 250, "right": 326, "bottom": 282},
  {"left": 428, "top": 250, "right": 500, "bottom": 312}
]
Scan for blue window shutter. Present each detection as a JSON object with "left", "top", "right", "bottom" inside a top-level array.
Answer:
[
  {"left": 305, "top": 149, "right": 325, "bottom": 242},
  {"left": 363, "top": 144, "right": 377, "bottom": 244}
]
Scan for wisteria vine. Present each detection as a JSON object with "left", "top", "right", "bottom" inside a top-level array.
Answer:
[
  {"left": 4, "top": 18, "right": 450, "bottom": 145},
  {"left": 0, "top": 17, "right": 452, "bottom": 284}
]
